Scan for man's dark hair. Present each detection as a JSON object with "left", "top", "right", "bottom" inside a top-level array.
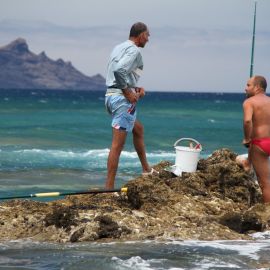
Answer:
[
  {"left": 254, "top": 75, "right": 267, "bottom": 91},
  {"left": 129, "top": 22, "right": 148, "bottom": 38}
]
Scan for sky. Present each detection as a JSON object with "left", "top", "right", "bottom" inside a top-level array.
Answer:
[{"left": 0, "top": 0, "right": 270, "bottom": 92}]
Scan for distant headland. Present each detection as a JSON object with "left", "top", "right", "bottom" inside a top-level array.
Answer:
[{"left": 0, "top": 38, "right": 106, "bottom": 91}]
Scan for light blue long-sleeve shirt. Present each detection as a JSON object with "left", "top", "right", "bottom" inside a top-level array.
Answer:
[{"left": 106, "top": 40, "right": 143, "bottom": 94}]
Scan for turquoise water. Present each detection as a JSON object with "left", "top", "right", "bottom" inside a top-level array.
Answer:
[
  {"left": 0, "top": 89, "right": 245, "bottom": 199},
  {"left": 2, "top": 89, "right": 268, "bottom": 270}
]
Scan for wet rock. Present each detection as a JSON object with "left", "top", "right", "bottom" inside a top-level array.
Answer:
[
  {"left": 219, "top": 204, "right": 270, "bottom": 233},
  {"left": 95, "top": 215, "right": 121, "bottom": 239},
  {"left": 242, "top": 203, "right": 270, "bottom": 233},
  {"left": 70, "top": 227, "right": 85, "bottom": 242},
  {"left": 219, "top": 212, "right": 243, "bottom": 233},
  {"left": 44, "top": 205, "right": 78, "bottom": 231},
  {"left": 0, "top": 148, "right": 267, "bottom": 242}
]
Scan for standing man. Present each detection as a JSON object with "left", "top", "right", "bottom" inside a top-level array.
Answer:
[
  {"left": 242, "top": 75, "right": 270, "bottom": 203},
  {"left": 105, "top": 22, "right": 154, "bottom": 189}
]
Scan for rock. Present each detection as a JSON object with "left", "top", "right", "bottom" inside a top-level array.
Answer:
[
  {"left": 0, "top": 38, "right": 105, "bottom": 90},
  {"left": 44, "top": 205, "right": 78, "bottom": 231},
  {"left": 219, "top": 203, "right": 270, "bottom": 234},
  {"left": 0, "top": 148, "right": 267, "bottom": 242},
  {"left": 70, "top": 227, "right": 85, "bottom": 242},
  {"left": 94, "top": 215, "right": 121, "bottom": 239},
  {"left": 242, "top": 203, "right": 270, "bottom": 233},
  {"left": 219, "top": 212, "right": 243, "bottom": 233}
]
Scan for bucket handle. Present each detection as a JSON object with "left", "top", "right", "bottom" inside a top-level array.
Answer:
[{"left": 174, "top": 138, "right": 202, "bottom": 150}]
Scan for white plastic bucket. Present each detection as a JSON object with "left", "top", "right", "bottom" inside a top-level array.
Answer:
[{"left": 174, "top": 138, "right": 202, "bottom": 173}]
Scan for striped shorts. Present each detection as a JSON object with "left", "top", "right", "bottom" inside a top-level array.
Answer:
[{"left": 105, "top": 95, "right": 136, "bottom": 132}]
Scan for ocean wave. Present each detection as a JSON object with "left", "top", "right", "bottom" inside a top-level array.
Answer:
[
  {"left": 193, "top": 257, "right": 241, "bottom": 269},
  {"left": 169, "top": 240, "right": 270, "bottom": 261},
  {"left": 3, "top": 148, "right": 176, "bottom": 160},
  {"left": 0, "top": 255, "right": 31, "bottom": 266},
  {"left": 38, "top": 99, "right": 48, "bottom": 103},
  {"left": 0, "top": 239, "right": 269, "bottom": 270},
  {"left": 0, "top": 147, "right": 212, "bottom": 173},
  {"left": 214, "top": 100, "right": 226, "bottom": 104},
  {"left": 111, "top": 256, "right": 168, "bottom": 270},
  {"left": 0, "top": 148, "right": 176, "bottom": 171},
  {"left": 250, "top": 231, "right": 270, "bottom": 240}
]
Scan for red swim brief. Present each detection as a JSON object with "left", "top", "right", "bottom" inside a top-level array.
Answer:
[{"left": 251, "top": 138, "right": 270, "bottom": 155}]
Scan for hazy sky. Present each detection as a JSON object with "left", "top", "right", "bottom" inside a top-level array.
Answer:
[{"left": 0, "top": 0, "right": 270, "bottom": 92}]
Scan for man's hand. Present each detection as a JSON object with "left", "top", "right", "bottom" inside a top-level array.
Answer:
[
  {"left": 122, "top": 88, "right": 139, "bottom": 103},
  {"left": 135, "top": 87, "right": 145, "bottom": 98},
  {"left": 242, "top": 138, "right": 251, "bottom": 148}
]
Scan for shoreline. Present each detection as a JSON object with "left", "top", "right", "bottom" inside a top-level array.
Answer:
[{"left": 0, "top": 148, "right": 269, "bottom": 243}]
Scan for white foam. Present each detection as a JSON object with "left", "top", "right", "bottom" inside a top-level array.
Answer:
[
  {"left": 9, "top": 148, "right": 175, "bottom": 160},
  {"left": 147, "top": 151, "right": 175, "bottom": 158},
  {"left": 193, "top": 257, "right": 240, "bottom": 269},
  {"left": 14, "top": 149, "right": 81, "bottom": 158},
  {"left": 82, "top": 149, "right": 110, "bottom": 157},
  {"left": 250, "top": 230, "right": 270, "bottom": 240},
  {"left": 169, "top": 240, "right": 270, "bottom": 260},
  {"left": 112, "top": 256, "right": 167, "bottom": 270},
  {"left": 0, "top": 239, "right": 60, "bottom": 250}
]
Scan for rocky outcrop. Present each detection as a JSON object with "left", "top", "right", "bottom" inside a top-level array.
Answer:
[
  {"left": 0, "top": 38, "right": 105, "bottom": 90},
  {"left": 0, "top": 148, "right": 269, "bottom": 243}
]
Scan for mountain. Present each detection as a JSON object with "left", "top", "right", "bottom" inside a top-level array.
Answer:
[{"left": 0, "top": 38, "right": 106, "bottom": 90}]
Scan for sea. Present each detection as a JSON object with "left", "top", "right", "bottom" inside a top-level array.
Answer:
[{"left": 0, "top": 89, "right": 269, "bottom": 270}]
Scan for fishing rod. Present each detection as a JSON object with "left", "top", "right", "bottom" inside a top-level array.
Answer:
[
  {"left": 0, "top": 187, "right": 128, "bottom": 200},
  {"left": 250, "top": 0, "right": 257, "bottom": 77}
]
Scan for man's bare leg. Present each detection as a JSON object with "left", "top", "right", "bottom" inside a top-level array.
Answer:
[
  {"left": 250, "top": 145, "right": 270, "bottom": 203},
  {"left": 106, "top": 128, "right": 127, "bottom": 189},
  {"left": 132, "top": 120, "right": 151, "bottom": 173}
]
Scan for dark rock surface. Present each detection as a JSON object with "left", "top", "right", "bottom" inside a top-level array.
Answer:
[
  {"left": 0, "top": 38, "right": 105, "bottom": 90},
  {"left": 0, "top": 148, "right": 269, "bottom": 243}
]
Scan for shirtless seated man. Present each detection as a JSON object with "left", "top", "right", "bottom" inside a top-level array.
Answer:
[{"left": 242, "top": 75, "right": 270, "bottom": 203}]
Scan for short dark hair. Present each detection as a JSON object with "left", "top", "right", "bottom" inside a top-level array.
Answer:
[
  {"left": 253, "top": 75, "right": 267, "bottom": 91},
  {"left": 129, "top": 22, "right": 148, "bottom": 38}
]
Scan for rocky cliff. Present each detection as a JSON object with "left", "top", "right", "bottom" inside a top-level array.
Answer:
[
  {"left": 0, "top": 38, "right": 105, "bottom": 90},
  {"left": 0, "top": 148, "right": 270, "bottom": 243}
]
